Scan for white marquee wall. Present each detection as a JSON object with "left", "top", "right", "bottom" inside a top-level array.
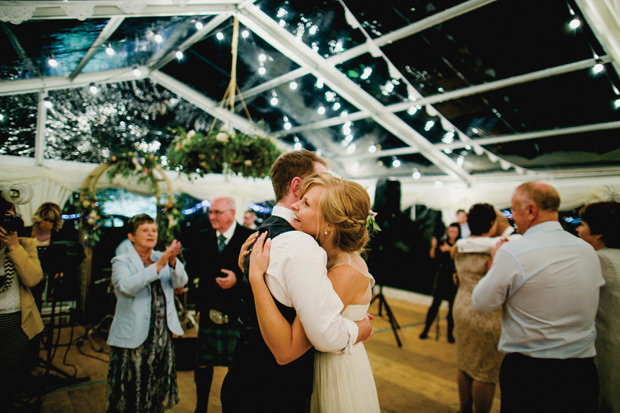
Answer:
[
  {"left": 3, "top": 154, "right": 619, "bottom": 229},
  {"left": 1, "top": 155, "right": 274, "bottom": 225}
]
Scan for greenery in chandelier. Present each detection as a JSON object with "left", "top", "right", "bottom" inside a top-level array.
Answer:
[{"left": 166, "top": 126, "right": 281, "bottom": 178}]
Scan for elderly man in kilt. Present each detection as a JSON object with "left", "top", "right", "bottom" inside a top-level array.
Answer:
[{"left": 187, "top": 196, "right": 254, "bottom": 412}]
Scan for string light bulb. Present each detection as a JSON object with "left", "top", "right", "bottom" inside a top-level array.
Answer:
[
  {"left": 368, "top": 144, "right": 377, "bottom": 153},
  {"left": 569, "top": 18, "right": 581, "bottom": 29},
  {"left": 216, "top": 32, "right": 224, "bottom": 41},
  {"left": 412, "top": 170, "right": 421, "bottom": 179},
  {"left": 105, "top": 44, "right": 115, "bottom": 56},
  {"left": 317, "top": 106, "right": 326, "bottom": 115},
  {"left": 593, "top": 63, "right": 605, "bottom": 74},
  {"left": 195, "top": 21, "right": 203, "bottom": 30},
  {"left": 89, "top": 83, "right": 98, "bottom": 94},
  {"left": 392, "top": 158, "right": 401, "bottom": 168},
  {"left": 43, "top": 97, "right": 53, "bottom": 109},
  {"left": 154, "top": 33, "right": 163, "bottom": 43},
  {"left": 48, "top": 55, "right": 58, "bottom": 68},
  {"left": 242, "top": 30, "right": 250, "bottom": 39},
  {"left": 175, "top": 50, "right": 184, "bottom": 60},
  {"left": 289, "top": 81, "right": 298, "bottom": 90},
  {"left": 133, "top": 66, "right": 142, "bottom": 77}
]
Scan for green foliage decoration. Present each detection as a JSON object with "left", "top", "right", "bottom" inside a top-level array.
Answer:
[
  {"left": 166, "top": 127, "right": 281, "bottom": 178},
  {"left": 105, "top": 151, "right": 162, "bottom": 184},
  {"left": 72, "top": 192, "right": 104, "bottom": 248},
  {"left": 76, "top": 150, "right": 181, "bottom": 248}
]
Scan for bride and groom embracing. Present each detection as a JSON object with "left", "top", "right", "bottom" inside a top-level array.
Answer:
[{"left": 221, "top": 150, "right": 381, "bottom": 412}]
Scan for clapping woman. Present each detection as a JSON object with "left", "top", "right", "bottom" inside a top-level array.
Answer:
[{"left": 106, "top": 214, "right": 188, "bottom": 413}]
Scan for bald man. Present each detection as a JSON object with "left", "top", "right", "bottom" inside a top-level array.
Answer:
[{"left": 472, "top": 181, "right": 604, "bottom": 413}]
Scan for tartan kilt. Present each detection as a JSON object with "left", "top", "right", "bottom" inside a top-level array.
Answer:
[{"left": 196, "top": 317, "right": 239, "bottom": 367}]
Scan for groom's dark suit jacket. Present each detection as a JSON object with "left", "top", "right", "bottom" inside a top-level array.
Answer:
[{"left": 220, "top": 215, "right": 315, "bottom": 412}]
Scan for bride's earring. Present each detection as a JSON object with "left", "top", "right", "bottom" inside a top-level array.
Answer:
[{"left": 324, "top": 228, "right": 328, "bottom": 235}]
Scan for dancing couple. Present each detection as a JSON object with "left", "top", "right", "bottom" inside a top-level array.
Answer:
[{"left": 221, "top": 150, "right": 380, "bottom": 412}]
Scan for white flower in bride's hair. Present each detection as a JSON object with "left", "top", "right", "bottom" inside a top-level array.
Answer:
[{"left": 216, "top": 132, "right": 229, "bottom": 142}]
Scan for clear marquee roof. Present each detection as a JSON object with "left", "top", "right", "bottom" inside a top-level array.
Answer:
[{"left": 1, "top": 0, "right": 619, "bottom": 187}]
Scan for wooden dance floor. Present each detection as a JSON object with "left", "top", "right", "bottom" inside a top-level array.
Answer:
[{"left": 37, "top": 289, "right": 500, "bottom": 413}]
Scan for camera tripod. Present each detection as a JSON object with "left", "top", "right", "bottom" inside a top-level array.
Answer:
[{"left": 370, "top": 284, "right": 402, "bottom": 347}]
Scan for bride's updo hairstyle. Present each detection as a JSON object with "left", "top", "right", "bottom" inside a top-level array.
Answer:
[{"left": 299, "top": 173, "right": 371, "bottom": 253}]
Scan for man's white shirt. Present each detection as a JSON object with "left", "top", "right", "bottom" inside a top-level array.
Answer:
[
  {"left": 264, "top": 206, "right": 358, "bottom": 354},
  {"left": 472, "top": 221, "right": 604, "bottom": 359}
]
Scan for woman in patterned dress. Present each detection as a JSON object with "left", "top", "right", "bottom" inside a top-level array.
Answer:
[
  {"left": 106, "top": 214, "right": 188, "bottom": 413},
  {"left": 452, "top": 203, "right": 503, "bottom": 413}
]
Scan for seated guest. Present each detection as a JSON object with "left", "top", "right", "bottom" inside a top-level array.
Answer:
[
  {"left": 577, "top": 201, "right": 620, "bottom": 413},
  {"left": 106, "top": 214, "right": 188, "bottom": 413},
  {"left": 452, "top": 203, "right": 503, "bottom": 413},
  {"left": 0, "top": 196, "right": 44, "bottom": 409},
  {"left": 473, "top": 181, "right": 603, "bottom": 413}
]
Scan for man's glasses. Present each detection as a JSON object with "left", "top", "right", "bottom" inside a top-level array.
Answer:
[{"left": 208, "top": 209, "right": 231, "bottom": 216}]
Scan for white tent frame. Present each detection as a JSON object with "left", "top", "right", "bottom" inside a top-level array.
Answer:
[{"left": 0, "top": 0, "right": 619, "bottom": 192}]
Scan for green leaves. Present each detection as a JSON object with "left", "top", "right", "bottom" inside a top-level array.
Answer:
[{"left": 166, "top": 126, "right": 281, "bottom": 178}]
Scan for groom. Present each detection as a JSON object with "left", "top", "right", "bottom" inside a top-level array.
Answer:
[{"left": 220, "top": 150, "right": 373, "bottom": 412}]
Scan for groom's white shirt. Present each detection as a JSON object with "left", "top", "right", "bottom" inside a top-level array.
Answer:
[{"left": 264, "top": 205, "right": 358, "bottom": 354}]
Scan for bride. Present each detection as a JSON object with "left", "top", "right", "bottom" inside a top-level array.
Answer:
[{"left": 246, "top": 172, "right": 380, "bottom": 412}]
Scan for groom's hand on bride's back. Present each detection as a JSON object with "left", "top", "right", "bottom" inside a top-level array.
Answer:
[{"left": 355, "top": 314, "right": 374, "bottom": 344}]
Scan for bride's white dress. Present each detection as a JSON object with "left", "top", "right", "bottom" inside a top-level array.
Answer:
[{"left": 310, "top": 253, "right": 381, "bottom": 413}]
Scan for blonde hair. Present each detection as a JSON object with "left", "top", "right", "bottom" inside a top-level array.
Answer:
[
  {"left": 33, "top": 202, "right": 63, "bottom": 231},
  {"left": 299, "top": 173, "right": 370, "bottom": 253}
]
